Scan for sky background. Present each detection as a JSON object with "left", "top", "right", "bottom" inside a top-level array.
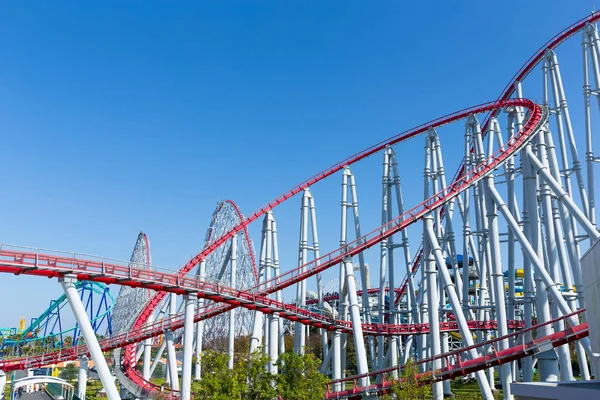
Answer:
[{"left": 0, "top": 1, "right": 597, "bottom": 328}]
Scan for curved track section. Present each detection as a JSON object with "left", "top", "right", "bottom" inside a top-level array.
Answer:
[
  {"left": 2, "top": 13, "right": 600, "bottom": 400},
  {"left": 0, "top": 99, "right": 546, "bottom": 392},
  {"left": 325, "top": 311, "right": 589, "bottom": 399},
  {"left": 200, "top": 200, "right": 258, "bottom": 345}
]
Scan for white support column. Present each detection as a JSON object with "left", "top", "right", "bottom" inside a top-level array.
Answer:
[
  {"left": 143, "top": 313, "right": 155, "bottom": 381},
  {"left": 424, "top": 220, "right": 495, "bottom": 400},
  {"left": 268, "top": 312, "right": 279, "bottom": 374},
  {"left": 165, "top": 329, "right": 179, "bottom": 390},
  {"left": 423, "top": 216, "right": 443, "bottom": 400},
  {"left": 181, "top": 292, "right": 196, "bottom": 400},
  {"left": 195, "top": 260, "right": 206, "bottom": 380},
  {"left": 250, "top": 217, "right": 269, "bottom": 355},
  {"left": 347, "top": 168, "right": 376, "bottom": 364},
  {"left": 60, "top": 275, "right": 121, "bottom": 400},
  {"left": 484, "top": 178, "right": 514, "bottom": 399},
  {"left": 487, "top": 184, "right": 593, "bottom": 351},
  {"left": 271, "top": 218, "right": 285, "bottom": 357},
  {"left": 378, "top": 148, "right": 391, "bottom": 369},
  {"left": 307, "top": 190, "right": 328, "bottom": 360},
  {"left": 78, "top": 356, "right": 88, "bottom": 400},
  {"left": 343, "top": 256, "right": 370, "bottom": 387},
  {"left": 332, "top": 328, "right": 342, "bottom": 392},
  {"left": 166, "top": 293, "right": 179, "bottom": 390},
  {"left": 228, "top": 234, "right": 238, "bottom": 370},
  {"left": 295, "top": 190, "right": 310, "bottom": 355}
]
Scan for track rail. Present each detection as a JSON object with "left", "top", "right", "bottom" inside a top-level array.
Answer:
[
  {"left": 326, "top": 311, "right": 588, "bottom": 399},
  {"left": 0, "top": 99, "right": 544, "bottom": 380}
]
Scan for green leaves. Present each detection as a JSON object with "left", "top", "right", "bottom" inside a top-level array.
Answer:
[
  {"left": 276, "top": 352, "right": 329, "bottom": 400},
  {"left": 192, "top": 349, "right": 328, "bottom": 400}
]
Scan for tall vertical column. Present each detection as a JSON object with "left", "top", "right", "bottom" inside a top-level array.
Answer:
[
  {"left": 78, "top": 356, "right": 88, "bottom": 400},
  {"left": 271, "top": 218, "right": 285, "bottom": 357},
  {"left": 250, "top": 218, "right": 268, "bottom": 354},
  {"left": 307, "top": 189, "right": 328, "bottom": 360},
  {"left": 181, "top": 293, "right": 196, "bottom": 400},
  {"left": 423, "top": 222, "right": 442, "bottom": 400},
  {"left": 143, "top": 313, "right": 155, "bottom": 380},
  {"left": 165, "top": 329, "right": 179, "bottom": 390},
  {"left": 343, "top": 256, "right": 370, "bottom": 387},
  {"left": 484, "top": 178, "right": 514, "bottom": 399},
  {"left": 378, "top": 149, "right": 391, "bottom": 369},
  {"left": 195, "top": 260, "right": 206, "bottom": 380},
  {"left": 583, "top": 26, "right": 597, "bottom": 227},
  {"left": 424, "top": 221, "right": 494, "bottom": 400},
  {"left": 60, "top": 275, "right": 121, "bottom": 400},
  {"left": 268, "top": 312, "right": 279, "bottom": 374},
  {"left": 295, "top": 191, "right": 310, "bottom": 354},
  {"left": 228, "top": 234, "right": 238, "bottom": 370}
]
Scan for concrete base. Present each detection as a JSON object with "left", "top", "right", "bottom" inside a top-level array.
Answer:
[{"left": 511, "top": 380, "right": 600, "bottom": 400}]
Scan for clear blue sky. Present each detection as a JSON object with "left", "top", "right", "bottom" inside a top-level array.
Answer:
[{"left": 0, "top": 1, "right": 595, "bottom": 327}]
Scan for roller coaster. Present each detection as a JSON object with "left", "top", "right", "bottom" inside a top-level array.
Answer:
[{"left": 2, "top": 10, "right": 600, "bottom": 400}]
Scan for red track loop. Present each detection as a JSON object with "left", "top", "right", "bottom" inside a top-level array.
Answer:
[
  {"left": 118, "top": 99, "right": 546, "bottom": 392},
  {"left": 0, "top": 99, "right": 546, "bottom": 395}
]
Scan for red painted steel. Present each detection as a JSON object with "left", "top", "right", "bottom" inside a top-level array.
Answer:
[{"left": 325, "top": 310, "right": 588, "bottom": 399}]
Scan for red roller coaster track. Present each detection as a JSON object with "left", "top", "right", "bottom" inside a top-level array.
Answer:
[
  {"left": 3, "top": 12, "right": 599, "bottom": 394},
  {"left": 0, "top": 99, "right": 547, "bottom": 396}
]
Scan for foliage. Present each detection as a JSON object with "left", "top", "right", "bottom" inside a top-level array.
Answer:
[
  {"left": 382, "top": 359, "right": 430, "bottom": 400},
  {"left": 59, "top": 362, "right": 79, "bottom": 381},
  {"left": 241, "top": 351, "right": 277, "bottom": 400},
  {"left": 152, "top": 362, "right": 164, "bottom": 379},
  {"left": 276, "top": 351, "right": 328, "bottom": 400},
  {"left": 193, "top": 351, "right": 243, "bottom": 400},
  {"left": 191, "top": 349, "right": 328, "bottom": 400}
]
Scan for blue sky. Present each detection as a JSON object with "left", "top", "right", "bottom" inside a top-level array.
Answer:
[{"left": 0, "top": 1, "right": 596, "bottom": 328}]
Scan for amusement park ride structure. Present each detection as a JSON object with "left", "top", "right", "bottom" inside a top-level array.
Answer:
[{"left": 2, "top": 10, "right": 600, "bottom": 400}]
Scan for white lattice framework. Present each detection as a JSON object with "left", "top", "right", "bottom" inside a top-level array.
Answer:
[{"left": 200, "top": 201, "right": 257, "bottom": 345}]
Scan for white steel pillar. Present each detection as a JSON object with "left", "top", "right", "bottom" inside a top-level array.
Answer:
[
  {"left": 78, "top": 355, "right": 88, "bottom": 400},
  {"left": 424, "top": 220, "right": 495, "bottom": 400},
  {"left": 484, "top": 178, "right": 514, "bottom": 399},
  {"left": 195, "top": 259, "right": 206, "bottom": 380},
  {"left": 165, "top": 329, "right": 179, "bottom": 390},
  {"left": 378, "top": 149, "right": 391, "bottom": 369},
  {"left": 143, "top": 313, "right": 155, "bottom": 380},
  {"left": 295, "top": 190, "right": 310, "bottom": 354},
  {"left": 343, "top": 256, "right": 370, "bottom": 387},
  {"left": 250, "top": 216, "right": 269, "bottom": 355},
  {"left": 60, "top": 275, "right": 121, "bottom": 400},
  {"left": 166, "top": 293, "right": 179, "bottom": 390},
  {"left": 347, "top": 168, "right": 376, "bottom": 364},
  {"left": 487, "top": 184, "right": 594, "bottom": 348},
  {"left": 181, "top": 292, "right": 196, "bottom": 400},
  {"left": 332, "top": 328, "right": 342, "bottom": 392},
  {"left": 423, "top": 216, "right": 443, "bottom": 400},
  {"left": 228, "top": 234, "right": 238, "bottom": 370},
  {"left": 271, "top": 218, "right": 285, "bottom": 357}
]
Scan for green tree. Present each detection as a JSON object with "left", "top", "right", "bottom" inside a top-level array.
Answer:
[
  {"left": 241, "top": 351, "right": 277, "bottom": 400},
  {"left": 194, "top": 351, "right": 243, "bottom": 400},
  {"left": 383, "top": 359, "right": 431, "bottom": 400},
  {"left": 276, "top": 351, "right": 328, "bottom": 400},
  {"left": 152, "top": 362, "right": 164, "bottom": 379},
  {"left": 59, "top": 362, "right": 79, "bottom": 381}
]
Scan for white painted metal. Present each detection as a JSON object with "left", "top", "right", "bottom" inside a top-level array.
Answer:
[
  {"left": 181, "top": 293, "right": 196, "bottom": 400},
  {"left": 60, "top": 275, "right": 121, "bottom": 400}
]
